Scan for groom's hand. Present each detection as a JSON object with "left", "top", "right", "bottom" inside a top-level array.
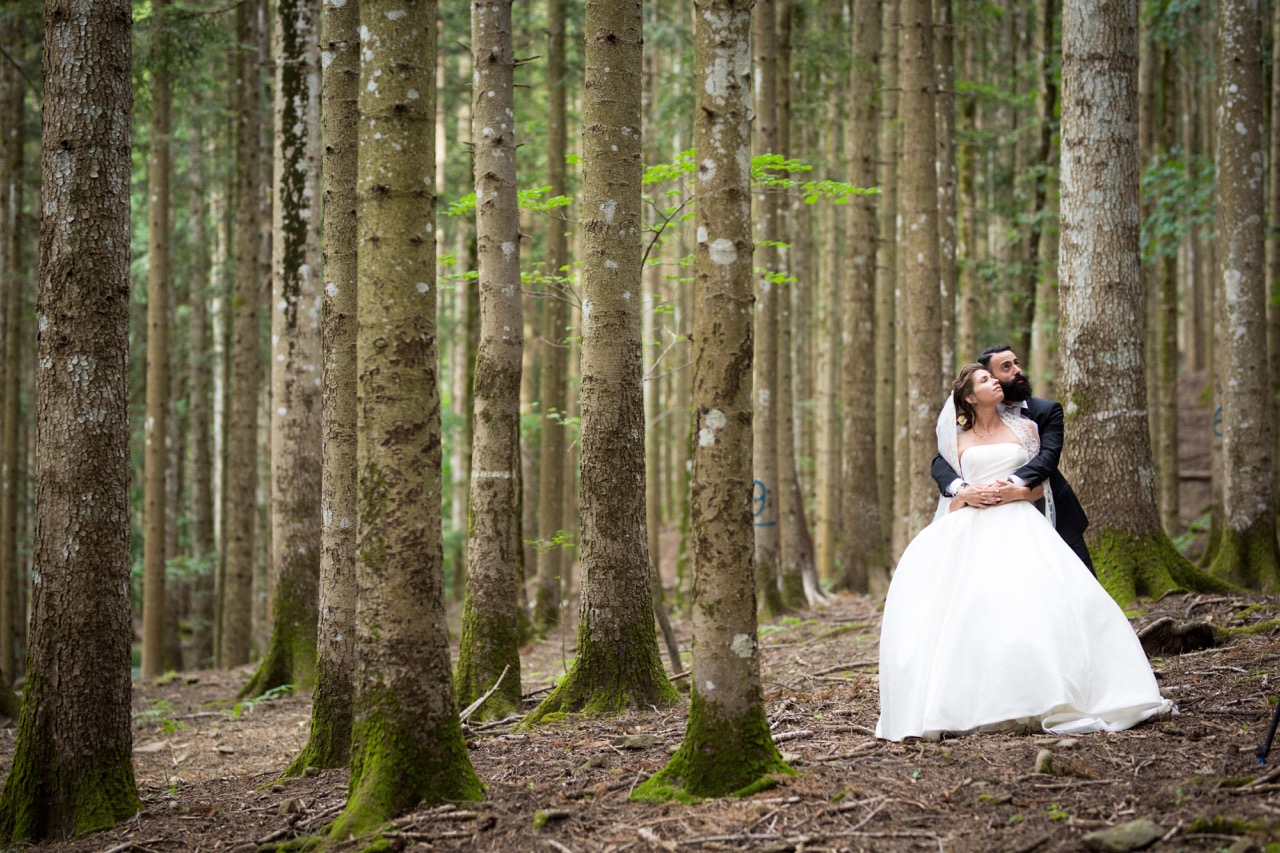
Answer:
[
  {"left": 959, "top": 483, "right": 1001, "bottom": 508},
  {"left": 991, "top": 480, "right": 1030, "bottom": 504}
]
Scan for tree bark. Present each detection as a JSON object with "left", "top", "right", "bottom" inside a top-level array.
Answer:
[
  {"left": 141, "top": 0, "right": 173, "bottom": 680},
  {"left": 1209, "top": 0, "right": 1279, "bottom": 589},
  {"left": 241, "top": 0, "right": 323, "bottom": 699},
  {"left": 188, "top": 124, "right": 216, "bottom": 670},
  {"left": 534, "top": 0, "right": 570, "bottom": 635},
  {"left": 329, "top": 2, "right": 483, "bottom": 839},
  {"left": 752, "top": 0, "right": 786, "bottom": 618},
  {"left": 456, "top": 0, "right": 524, "bottom": 720},
  {"left": 839, "top": 0, "right": 886, "bottom": 593},
  {"left": 935, "top": 0, "right": 957, "bottom": 381},
  {"left": 286, "top": 0, "right": 358, "bottom": 776},
  {"left": 221, "top": 0, "right": 263, "bottom": 667},
  {"left": 0, "top": 20, "right": 26, "bottom": 682},
  {"left": 525, "top": 0, "right": 678, "bottom": 723},
  {"left": 901, "top": 0, "right": 943, "bottom": 536},
  {"left": 876, "top": 0, "right": 900, "bottom": 551},
  {"left": 634, "top": 0, "right": 792, "bottom": 799},
  {"left": 0, "top": 0, "right": 141, "bottom": 838},
  {"left": 1058, "top": 0, "right": 1231, "bottom": 607}
]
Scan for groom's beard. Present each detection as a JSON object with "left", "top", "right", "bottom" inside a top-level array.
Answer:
[{"left": 1001, "top": 373, "right": 1034, "bottom": 403}]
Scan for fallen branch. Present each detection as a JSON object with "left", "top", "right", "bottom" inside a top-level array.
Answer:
[{"left": 460, "top": 665, "right": 511, "bottom": 724}]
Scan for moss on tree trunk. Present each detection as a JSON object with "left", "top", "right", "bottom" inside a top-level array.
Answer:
[
  {"left": 1092, "top": 527, "right": 1236, "bottom": 609},
  {"left": 1209, "top": 516, "right": 1280, "bottom": 593},
  {"left": 328, "top": 692, "right": 483, "bottom": 840},
  {"left": 634, "top": 690, "right": 793, "bottom": 801},
  {"left": 525, "top": 610, "right": 678, "bottom": 723}
]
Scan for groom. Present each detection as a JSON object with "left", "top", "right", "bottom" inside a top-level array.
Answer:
[{"left": 930, "top": 345, "right": 1094, "bottom": 575}]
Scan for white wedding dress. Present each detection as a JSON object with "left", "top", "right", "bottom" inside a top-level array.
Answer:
[{"left": 876, "top": 442, "right": 1172, "bottom": 742}]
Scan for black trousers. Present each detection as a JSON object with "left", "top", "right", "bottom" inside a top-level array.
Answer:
[{"left": 1065, "top": 534, "right": 1095, "bottom": 576}]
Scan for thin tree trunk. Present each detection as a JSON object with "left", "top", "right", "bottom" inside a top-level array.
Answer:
[
  {"left": 1209, "top": 0, "right": 1279, "bottom": 589},
  {"left": 141, "top": 0, "right": 173, "bottom": 679},
  {"left": 957, "top": 32, "right": 979, "bottom": 362},
  {"left": 0, "top": 34, "right": 25, "bottom": 682},
  {"left": 221, "top": 0, "right": 263, "bottom": 668},
  {"left": 188, "top": 125, "right": 216, "bottom": 670},
  {"left": 456, "top": 0, "right": 524, "bottom": 720},
  {"left": 753, "top": 0, "right": 786, "bottom": 617},
  {"left": 535, "top": 0, "right": 569, "bottom": 634},
  {"left": 877, "top": 0, "right": 900, "bottom": 552},
  {"left": 1029, "top": 0, "right": 1060, "bottom": 396},
  {"left": 242, "top": 0, "right": 323, "bottom": 697},
  {"left": 1268, "top": 0, "right": 1280, "bottom": 504},
  {"left": 0, "top": 0, "right": 141, "bottom": 837},
  {"left": 285, "top": 0, "right": 357, "bottom": 776},
  {"left": 901, "top": 0, "right": 942, "bottom": 536},
  {"left": 840, "top": 0, "right": 886, "bottom": 593},
  {"left": 525, "top": 0, "right": 678, "bottom": 722},
  {"left": 330, "top": 1, "right": 483, "bottom": 838},
  {"left": 935, "top": 0, "right": 957, "bottom": 381},
  {"left": 635, "top": 0, "right": 792, "bottom": 797}
]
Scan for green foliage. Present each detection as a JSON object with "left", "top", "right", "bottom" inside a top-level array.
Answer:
[
  {"left": 136, "top": 699, "right": 187, "bottom": 735},
  {"left": 231, "top": 684, "right": 294, "bottom": 719},
  {"left": 526, "top": 529, "right": 576, "bottom": 555},
  {"left": 443, "top": 185, "right": 572, "bottom": 218},
  {"left": 1140, "top": 147, "right": 1214, "bottom": 265}
]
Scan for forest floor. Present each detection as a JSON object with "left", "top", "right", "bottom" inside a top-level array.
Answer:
[{"left": 5, "top": 590, "right": 1280, "bottom": 853}]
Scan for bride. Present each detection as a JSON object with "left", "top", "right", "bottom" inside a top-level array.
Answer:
[{"left": 876, "top": 363, "right": 1172, "bottom": 742}]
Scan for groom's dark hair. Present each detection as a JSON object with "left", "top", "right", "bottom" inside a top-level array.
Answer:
[{"left": 978, "top": 344, "right": 1013, "bottom": 369}]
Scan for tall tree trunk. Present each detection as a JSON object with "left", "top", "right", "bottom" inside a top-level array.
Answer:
[
  {"left": 141, "top": 0, "right": 173, "bottom": 680},
  {"left": 525, "top": 0, "right": 678, "bottom": 723},
  {"left": 1029, "top": 0, "right": 1060, "bottom": 396},
  {"left": 1268, "top": 0, "right": 1280, "bottom": 506},
  {"left": 534, "top": 0, "right": 569, "bottom": 634},
  {"left": 775, "top": 0, "right": 808, "bottom": 609},
  {"left": 1058, "top": 0, "right": 1230, "bottom": 607},
  {"left": 286, "top": 0, "right": 358, "bottom": 776},
  {"left": 956, "top": 32, "right": 980, "bottom": 362},
  {"left": 456, "top": 0, "right": 523, "bottom": 720},
  {"left": 877, "top": 0, "right": 900, "bottom": 551},
  {"left": 188, "top": 125, "right": 216, "bottom": 670},
  {"left": 901, "top": 0, "right": 942, "bottom": 536},
  {"left": 242, "top": 0, "right": 323, "bottom": 697},
  {"left": 840, "top": 0, "right": 886, "bottom": 593},
  {"left": 0, "top": 0, "right": 141, "bottom": 838},
  {"left": 0, "top": 25, "right": 25, "bottom": 683},
  {"left": 1209, "top": 0, "right": 1279, "bottom": 589},
  {"left": 1155, "top": 47, "right": 1179, "bottom": 536},
  {"left": 330, "top": 2, "right": 483, "bottom": 839},
  {"left": 635, "top": 0, "right": 792, "bottom": 798},
  {"left": 222, "top": 0, "right": 263, "bottom": 667},
  {"left": 935, "top": 0, "right": 957, "bottom": 380},
  {"left": 449, "top": 54, "right": 475, "bottom": 605},
  {"left": 752, "top": 0, "right": 786, "bottom": 617}
]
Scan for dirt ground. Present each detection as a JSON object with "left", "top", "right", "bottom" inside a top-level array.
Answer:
[
  {"left": 7, "top": 370, "right": 1276, "bottom": 853},
  {"left": 4, "top": 589, "right": 1280, "bottom": 853}
]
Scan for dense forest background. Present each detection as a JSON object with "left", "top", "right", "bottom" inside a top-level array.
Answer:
[{"left": 0, "top": 0, "right": 1278, "bottom": 842}]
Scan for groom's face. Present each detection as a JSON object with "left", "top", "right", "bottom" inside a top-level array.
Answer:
[{"left": 987, "top": 349, "right": 1033, "bottom": 402}]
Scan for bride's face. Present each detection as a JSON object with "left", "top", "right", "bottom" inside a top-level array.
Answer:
[{"left": 967, "top": 369, "right": 1005, "bottom": 408}]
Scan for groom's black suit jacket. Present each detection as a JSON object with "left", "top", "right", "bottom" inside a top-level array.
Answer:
[{"left": 930, "top": 396, "right": 1093, "bottom": 573}]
